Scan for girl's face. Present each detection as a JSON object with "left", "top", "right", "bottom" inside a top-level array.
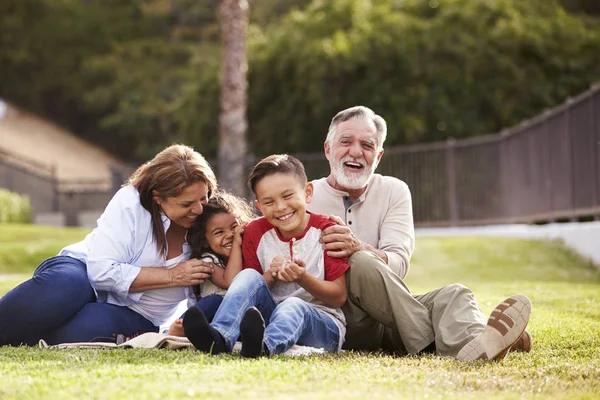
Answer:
[{"left": 204, "top": 212, "right": 239, "bottom": 259}]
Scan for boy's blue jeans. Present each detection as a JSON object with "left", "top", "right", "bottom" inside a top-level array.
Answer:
[
  {"left": 211, "top": 269, "right": 341, "bottom": 355},
  {"left": 0, "top": 256, "right": 157, "bottom": 346}
]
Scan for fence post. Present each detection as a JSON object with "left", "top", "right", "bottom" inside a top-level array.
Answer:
[
  {"left": 566, "top": 98, "right": 577, "bottom": 222},
  {"left": 446, "top": 138, "right": 459, "bottom": 226},
  {"left": 63, "top": 191, "right": 80, "bottom": 227},
  {"left": 591, "top": 90, "right": 599, "bottom": 212},
  {"left": 110, "top": 165, "right": 124, "bottom": 195},
  {"left": 51, "top": 164, "right": 59, "bottom": 212}
]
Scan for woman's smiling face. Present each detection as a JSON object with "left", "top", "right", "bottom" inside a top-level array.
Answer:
[{"left": 154, "top": 181, "right": 209, "bottom": 229}]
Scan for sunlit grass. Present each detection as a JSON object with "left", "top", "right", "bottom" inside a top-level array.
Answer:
[
  {"left": 0, "top": 224, "right": 89, "bottom": 275},
  {"left": 1, "top": 226, "right": 598, "bottom": 399}
]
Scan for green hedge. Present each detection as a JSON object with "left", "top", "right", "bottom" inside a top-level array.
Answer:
[{"left": 0, "top": 189, "right": 32, "bottom": 223}]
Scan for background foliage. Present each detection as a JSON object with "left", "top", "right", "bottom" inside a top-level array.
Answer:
[
  {"left": 0, "top": 189, "right": 31, "bottom": 224},
  {"left": 1, "top": 0, "right": 599, "bottom": 162}
]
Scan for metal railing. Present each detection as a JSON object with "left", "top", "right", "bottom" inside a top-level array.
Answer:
[{"left": 0, "top": 148, "right": 130, "bottom": 221}]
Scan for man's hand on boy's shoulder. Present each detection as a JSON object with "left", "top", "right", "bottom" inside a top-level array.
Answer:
[
  {"left": 320, "top": 215, "right": 364, "bottom": 258},
  {"left": 277, "top": 259, "right": 306, "bottom": 282}
]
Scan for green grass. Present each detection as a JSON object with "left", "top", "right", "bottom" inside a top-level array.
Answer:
[
  {"left": 1, "top": 225, "right": 599, "bottom": 399},
  {"left": 0, "top": 224, "right": 90, "bottom": 275}
]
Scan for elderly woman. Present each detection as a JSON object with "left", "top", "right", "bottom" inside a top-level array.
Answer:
[{"left": 0, "top": 144, "right": 217, "bottom": 346}]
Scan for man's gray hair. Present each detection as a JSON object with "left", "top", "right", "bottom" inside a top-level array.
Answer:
[{"left": 326, "top": 106, "right": 387, "bottom": 150}]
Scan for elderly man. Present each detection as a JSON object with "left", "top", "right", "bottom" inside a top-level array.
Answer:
[{"left": 307, "top": 106, "right": 532, "bottom": 360}]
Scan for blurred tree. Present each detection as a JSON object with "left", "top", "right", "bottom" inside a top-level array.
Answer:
[
  {"left": 233, "top": 0, "right": 600, "bottom": 155},
  {"left": 1, "top": 0, "right": 600, "bottom": 164},
  {"left": 218, "top": 0, "right": 249, "bottom": 195},
  {"left": 249, "top": 0, "right": 312, "bottom": 25},
  {"left": 559, "top": 0, "right": 600, "bottom": 15}
]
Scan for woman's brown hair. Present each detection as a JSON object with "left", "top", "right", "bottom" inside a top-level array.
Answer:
[{"left": 127, "top": 144, "right": 217, "bottom": 257}]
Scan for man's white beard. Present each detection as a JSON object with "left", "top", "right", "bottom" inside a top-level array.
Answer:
[{"left": 330, "top": 156, "right": 376, "bottom": 190}]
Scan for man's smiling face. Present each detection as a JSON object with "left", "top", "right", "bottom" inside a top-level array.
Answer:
[
  {"left": 254, "top": 172, "right": 313, "bottom": 239},
  {"left": 325, "top": 118, "right": 384, "bottom": 191}
]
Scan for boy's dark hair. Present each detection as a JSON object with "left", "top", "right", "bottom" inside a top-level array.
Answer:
[{"left": 248, "top": 154, "right": 308, "bottom": 195}]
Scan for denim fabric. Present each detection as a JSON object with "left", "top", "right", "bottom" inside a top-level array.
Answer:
[
  {"left": 211, "top": 269, "right": 340, "bottom": 355},
  {"left": 187, "top": 294, "right": 224, "bottom": 322},
  {"left": 0, "top": 256, "right": 157, "bottom": 346}
]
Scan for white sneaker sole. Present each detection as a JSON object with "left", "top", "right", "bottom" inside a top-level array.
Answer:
[{"left": 457, "top": 294, "right": 532, "bottom": 361}]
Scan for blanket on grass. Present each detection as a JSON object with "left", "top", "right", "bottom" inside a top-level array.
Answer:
[{"left": 38, "top": 332, "right": 326, "bottom": 356}]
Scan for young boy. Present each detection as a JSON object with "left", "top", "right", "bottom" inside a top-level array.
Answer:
[{"left": 183, "top": 154, "right": 349, "bottom": 357}]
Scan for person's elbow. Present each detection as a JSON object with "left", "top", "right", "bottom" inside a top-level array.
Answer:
[
  {"left": 330, "top": 290, "right": 347, "bottom": 308},
  {"left": 86, "top": 260, "right": 107, "bottom": 289},
  {"left": 87, "top": 259, "right": 121, "bottom": 292}
]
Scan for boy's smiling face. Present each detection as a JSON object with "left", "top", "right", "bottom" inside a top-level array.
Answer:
[{"left": 254, "top": 172, "right": 313, "bottom": 239}]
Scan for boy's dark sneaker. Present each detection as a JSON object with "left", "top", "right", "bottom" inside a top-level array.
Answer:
[
  {"left": 457, "top": 294, "right": 532, "bottom": 361},
  {"left": 239, "top": 307, "right": 266, "bottom": 358},
  {"left": 183, "top": 306, "right": 227, "bottom": 355}
]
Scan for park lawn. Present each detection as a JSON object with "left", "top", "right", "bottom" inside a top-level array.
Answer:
[
  {"left": 0, "top": 224, "right": 599, "bottom": 399},
  {"left": 0, "top": 223, "right": 90, "bottom": 275}
]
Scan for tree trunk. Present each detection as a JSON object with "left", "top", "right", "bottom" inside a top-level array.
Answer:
[{"left": 218, "top": 0, "right": 249, "bottom": 196}]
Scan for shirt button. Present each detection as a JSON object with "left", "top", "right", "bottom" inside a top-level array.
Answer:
[
  {"left": 348, "top": 221, "right": 352, "bottom": 225},
  {"left": 348, "top": 209, "right": 352, "bottom": 213},
  {"left": 293, "top": 249, "right": 299, "bottom": 255}
]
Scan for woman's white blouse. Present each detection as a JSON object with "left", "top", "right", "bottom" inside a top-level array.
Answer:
[{"left": 59, "top": 185, "right": 192, "bottom": 326}]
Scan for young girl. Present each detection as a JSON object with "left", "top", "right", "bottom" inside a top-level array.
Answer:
[{"left": 167, "top": 191, "right": 256, "bottom": 336}]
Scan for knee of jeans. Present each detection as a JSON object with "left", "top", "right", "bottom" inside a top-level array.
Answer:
[
  {"left": 231, "top": 268, "right": 264, "bottom": 287},
  {"left": 277, "top": 297, "right": 307, "bottom": 311},
  {"left": 34, "top": 259, "right": 89, "bottom": 286}
]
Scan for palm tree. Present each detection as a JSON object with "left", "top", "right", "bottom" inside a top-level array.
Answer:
[{"left": 218, "top": 0, "right": 249, "bottom": 196}]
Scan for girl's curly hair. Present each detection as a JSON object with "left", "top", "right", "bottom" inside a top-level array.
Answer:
[{"left": 187, "top": 190, "right": 257, "bottom": 300}]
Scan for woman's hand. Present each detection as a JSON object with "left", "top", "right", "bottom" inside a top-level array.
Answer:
[{"left": 169, "top": 258, "right": 214, "bottom": 286}]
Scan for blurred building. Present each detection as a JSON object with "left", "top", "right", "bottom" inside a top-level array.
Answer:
[{"left": 0, "top": 102, "right": 131, "bottom": 226}]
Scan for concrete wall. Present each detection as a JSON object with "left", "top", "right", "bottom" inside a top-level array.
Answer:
[
  {"left": 417, "top": 221, "right": 600, "bottom": 267},
  {"left": 34, "top": 210, "right": 102, "bottom": 228}
]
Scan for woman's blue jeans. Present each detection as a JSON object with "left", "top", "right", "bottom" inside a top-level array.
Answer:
[
  {"left": 0, "top": 256, "right": 157, "bottom": 346},
  {"left": 211, "top": 269, "right": 341, "bottom": 355}
]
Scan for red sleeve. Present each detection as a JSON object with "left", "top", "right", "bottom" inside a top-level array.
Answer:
[
  {"left": 317, "top": 215, "right": 350, "bottom": 281},
  {"left": 242, "top": 218, "right": 267, "bottom": 274}
]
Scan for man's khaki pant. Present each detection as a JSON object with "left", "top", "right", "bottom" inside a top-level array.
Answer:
[{"left": 342, "top": 251, "right": 487, "bottom": 357}]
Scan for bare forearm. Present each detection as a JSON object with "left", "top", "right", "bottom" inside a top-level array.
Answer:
[
  {"left": 223, "top": 245, "right": 243, "bottom": 287},
  {"left": 129, "top": 267, "right": 175, "bottom": 292},
  {"left": 210, "top": 267, "right": 228, "bottom": 289},
  {"left": 130, "top": 260, "right": 213, "bottom": 292},
  {"left": 296, "top": 275, "right": 347, "bottom": 308}
]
